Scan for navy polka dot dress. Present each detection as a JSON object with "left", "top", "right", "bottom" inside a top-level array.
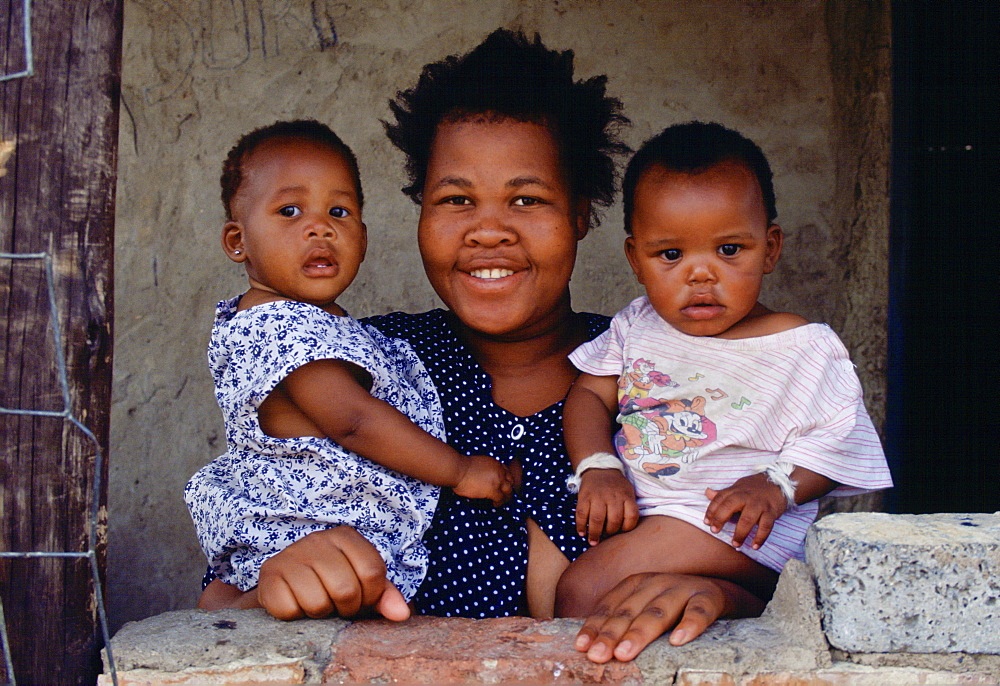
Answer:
[{"left": 366, "top": 309, "right": 610, "bottom": 617}]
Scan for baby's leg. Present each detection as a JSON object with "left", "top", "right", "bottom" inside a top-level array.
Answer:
[{"left": 554, "top": 515, "right": 778, "bottom": 617}]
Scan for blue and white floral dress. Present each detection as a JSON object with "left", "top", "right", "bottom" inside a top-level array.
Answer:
[{"left": 184, "top": 297, "right": 443, "bottom": 600}]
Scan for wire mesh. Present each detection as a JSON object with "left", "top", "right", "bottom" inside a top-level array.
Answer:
[
  {"left": 0, "top": 251, "right": 117, "bottom": 686},
  {"left": 0, "top": 0, "right": 33, "bottom": 82}
]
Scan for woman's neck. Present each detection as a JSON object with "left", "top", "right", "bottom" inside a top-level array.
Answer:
[{"left": 452, "top": 301, "right": 591, "bottom": 417}]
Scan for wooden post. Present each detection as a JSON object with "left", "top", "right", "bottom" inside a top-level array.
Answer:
[{"left": 1, "top": 1, "right": 122, "bottom": 683}]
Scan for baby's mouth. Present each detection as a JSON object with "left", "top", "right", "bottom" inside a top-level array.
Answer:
[
  {"left": 469, "top": 268, "right": 515, "bottom": 280},
  {"left": 304, "top": 252, "right": 337, "bottom": 273},
  {"left": 681, "top": 300, "right": 724, "bottom": 319}
]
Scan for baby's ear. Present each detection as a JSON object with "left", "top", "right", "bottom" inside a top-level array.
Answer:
[
  {"left": 222, "top": 220, "right": 246, "bottom": 262},
  {"left": 763, "top": 224, "right": 783, "bottom": 274}
]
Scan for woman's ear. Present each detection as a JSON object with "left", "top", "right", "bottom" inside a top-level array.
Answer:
[
  {"left": 573, "top": 198, "right": 591, "bottom": 240},
  {"left": 222, "top": 220, "right": 246, "bottom": 262},
  {"left": 763, "top": 224, "right": 783, "bottom": 274}
]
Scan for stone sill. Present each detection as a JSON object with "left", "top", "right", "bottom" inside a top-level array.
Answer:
[{"left": 100, "top": 514, "right": 1000, "bottom": 684}]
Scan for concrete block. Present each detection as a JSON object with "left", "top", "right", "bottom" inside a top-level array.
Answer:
[
  {"left": 96, "top": 658, "right": 306, "bottom": 685},
  {"left": 833, "top": 649, "right": 1000, "bottom": 681},
  {"left": 100, "top": 608, "right": 345, "bottom": 683},
  {"left": 676, "top": 663, "right": 1000, "bottom": 685},
  {"left": 806, "top": 512, "right": 1000, "bottom": 653}
]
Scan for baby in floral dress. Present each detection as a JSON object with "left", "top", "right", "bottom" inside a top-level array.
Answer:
[{"left": 185, "top": 120, "right": 513, "bottom": 602}]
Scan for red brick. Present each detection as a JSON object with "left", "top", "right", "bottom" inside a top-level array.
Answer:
[{"left": 324, "top": 616, "right": 642, "bottom": 684}]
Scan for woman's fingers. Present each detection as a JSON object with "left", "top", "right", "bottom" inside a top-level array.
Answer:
[
  {"left": 575, "top": 573, "right": 727, "bottom": 663},
  {"left": 256, "top": 526, "right": 392, "bottom": 620},
  {"left": 323, "top": 526, "right": 393, "bottom": 614},
  {"left": 375, "top": 579, "right": 411, "bottom": 621}
]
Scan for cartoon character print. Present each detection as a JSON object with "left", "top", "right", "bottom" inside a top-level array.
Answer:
[
  {"left": 616, "top": 396, "right": 717, "bottom": 481},
  {"left": 618, "top": 358, "right": 678, "bottom": 413}
]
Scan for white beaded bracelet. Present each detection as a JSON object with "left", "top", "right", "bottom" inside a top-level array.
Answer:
[
  {"left": 751, "top": 460, "right": 798, "bottom": 508},
  {"left": 566, "top": 452, "right": 626, "bottom": 493}
]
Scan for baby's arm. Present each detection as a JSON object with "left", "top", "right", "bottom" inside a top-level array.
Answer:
[
  {"left": 276, "top": 358, "right": 513, "bottom": 506},
  {"left": 563, "top": 373, "right": 639, "bottom": 546},
  {"left": 703, "top": 466, "right": 836, "bottom": 549}
]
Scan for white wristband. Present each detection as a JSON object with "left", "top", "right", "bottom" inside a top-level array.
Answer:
[
  {"left": 751, "top": 460, "right": 798, "bottom": 508},
  {"left": 566, "top": 452, "right": 626, "bottom": 494}
]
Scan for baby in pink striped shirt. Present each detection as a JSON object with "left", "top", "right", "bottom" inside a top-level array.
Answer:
[{"left": 556, "top": 122, "right": 891, "bottom": 620}]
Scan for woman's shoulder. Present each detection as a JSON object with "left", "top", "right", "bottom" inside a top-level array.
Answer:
[
  {"left": 362, "top": 309, "right": 448, "bottom": 339},
  {"left": 578, "top": 311, "right": 611, "bottom": 341}
]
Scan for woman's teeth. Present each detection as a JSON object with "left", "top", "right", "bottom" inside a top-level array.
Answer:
[{"left": 470, "top": 268, "right": 514, "bottom": 280}]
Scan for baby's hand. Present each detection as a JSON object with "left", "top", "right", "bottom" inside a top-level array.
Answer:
[
  {"left": 453, "top": 454, "right": 515, "bottom": 507},
  {"left": 704, "top": 472, "right": 788, "bottom": 549},
  {"left": 576, "top": 469, "right": 639, "bottom": 546}
]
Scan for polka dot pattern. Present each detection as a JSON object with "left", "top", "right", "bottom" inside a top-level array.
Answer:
[{"left": 366, "top": 309, "right": 610, "bottom": 618}]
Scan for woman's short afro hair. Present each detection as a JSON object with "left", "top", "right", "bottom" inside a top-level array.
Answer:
[{"left": 384, "top": 28, "right": 630, "bottom": 229}]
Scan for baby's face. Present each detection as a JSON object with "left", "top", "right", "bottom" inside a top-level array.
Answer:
[
  {"left": 225, "top": 137, "right": 366, "bottom": 315},
  {"left": 625, "top": 161, "right": 781, "bottom": 337}
]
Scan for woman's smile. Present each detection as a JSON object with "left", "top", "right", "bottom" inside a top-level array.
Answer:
[{"left": 468, "top": 267, "right": 516, "bottom": 280}]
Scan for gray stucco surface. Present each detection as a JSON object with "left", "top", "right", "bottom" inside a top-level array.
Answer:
[
  {"left": 807, "top": 513, "right": 1000, "bottom": 654},
  {"left": 109, "top": 0, "right": 890, "bottom": 630}
]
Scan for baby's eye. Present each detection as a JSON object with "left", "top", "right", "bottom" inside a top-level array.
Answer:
[
  {"left": 660, "top": 248, "right": 682, "bottom": 261},
  {"left": 719, "top": 244, "right": 741, "bottom": 257},
  {"left": 330, "top": 207, "right": 350, "bottom": 218},
  {"left": 278, "top": 205, "right": 301, "bottom": 218}
]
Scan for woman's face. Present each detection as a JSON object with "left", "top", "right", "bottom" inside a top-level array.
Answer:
[{"left": 418, "top": 118, "right": 588, "bottom": 339}]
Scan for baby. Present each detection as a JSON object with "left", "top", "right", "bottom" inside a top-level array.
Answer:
[
  {"left": 185, "top": 120, "right": 513, "bottom": 604},
  {"left": 556, "top": 121, "right": 892, "bottom": 614}
]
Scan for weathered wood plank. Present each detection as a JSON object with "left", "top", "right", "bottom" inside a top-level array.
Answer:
[{"left": 1, "top": 0, "right": 121, "bottom": 683}]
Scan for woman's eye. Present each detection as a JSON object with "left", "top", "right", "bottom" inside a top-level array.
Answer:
[
  {"left": 278, "top": 205, "right": 301, "bottom": 218},
  {"left": 719, "top": 244, "right": 741, "bottom": 257},
  {"left": 330, "top": 207, "right": 349, "bottom": 218},
  {"left": 513, "top": 196, "right": 540, "bottom": 207},
  {"left": 660, "top": 249, "right": 682, "bottom": 261},
  {"left": 442, "top": 196, "right": 471, "bottom": 206}
]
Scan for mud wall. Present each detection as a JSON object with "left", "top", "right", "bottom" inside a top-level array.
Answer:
[{"left": 108, "top": 0, "right": 890, "bottom": 629}]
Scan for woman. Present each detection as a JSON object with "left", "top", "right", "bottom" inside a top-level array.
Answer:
[{"left": 200, "top": 28, "right": 770, "bottom": 663}]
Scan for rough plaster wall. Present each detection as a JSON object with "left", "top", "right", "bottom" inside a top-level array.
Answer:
[{"left": 108, "top": 0, "right": 890, "bottom": 630}]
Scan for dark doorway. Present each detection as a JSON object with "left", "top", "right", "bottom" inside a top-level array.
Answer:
[{"left": 887, "top": 3, "right": 999, "bottom": 513}]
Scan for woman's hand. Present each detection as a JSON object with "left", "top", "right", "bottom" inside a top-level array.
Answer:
[
  {"left": 256, "top": 526, "right": 410, "bottom": 621},
  {"left": 704, "top": 472, "right": 787, "bottom": 549},
  {"left": 574, "top": 572, "right": 765, "bottom": 663},
  {"left": 453, "top": 454, "right": 516, "bottom": 507},
  {"left": 576, "top": 468, "right": 639, "bottom": 546}
]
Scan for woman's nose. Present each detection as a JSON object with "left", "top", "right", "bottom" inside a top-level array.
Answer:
[{"left": 464, "top": 208, "right": 516, "bottom": 247}]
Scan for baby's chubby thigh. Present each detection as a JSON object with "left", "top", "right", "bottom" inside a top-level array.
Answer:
[{"left": 554, "top": 515, "right": 774, "bottom": 617}]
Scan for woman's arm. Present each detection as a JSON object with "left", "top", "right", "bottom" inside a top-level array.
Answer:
[
  {"left": 278, "top": 359, "right": 513, "bottom": 505},
  {"left": 575, "top": 572, "right": 767, "bottom": 663}
]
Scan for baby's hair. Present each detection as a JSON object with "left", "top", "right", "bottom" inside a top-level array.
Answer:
[
  {"left": 622, "top": 121, "right": 776, "bottom": 234},
  {"left": 221, "top": 119, "right": 363, "bottom": 220},
  {"left": 384, "top": 27, "right": 630, "bottom": 229}
]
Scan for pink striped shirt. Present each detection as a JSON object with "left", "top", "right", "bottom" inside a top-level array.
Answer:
[{"left": 569, "top": 296, "right": 892, "bottom": 572}]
